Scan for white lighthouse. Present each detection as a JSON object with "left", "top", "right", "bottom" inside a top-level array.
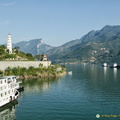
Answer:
[{"left": 7, "top": 33, "right": 12, "bottom": 54}]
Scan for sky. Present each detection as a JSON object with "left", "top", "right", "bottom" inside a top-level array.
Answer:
[{"left": 0, "top": 0, "right": 120, "bottom": 46}]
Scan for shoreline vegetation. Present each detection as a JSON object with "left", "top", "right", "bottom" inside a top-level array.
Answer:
[
  {"left": 0, "top": 45, "right": 66, "bottom": 79},
  {"left": 0, "top": 64, "right": 66, "bottom": 79}
]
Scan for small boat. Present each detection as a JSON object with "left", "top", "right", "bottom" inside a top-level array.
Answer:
[
  {"left": 67, "top": 71, "right": 72, "bottom": 75},
  {"left": 110, "top": 63, "right": 120, "bottom": 68},
  {"left": 0, "top": 76, "right": 20, "bottom": 107},
  {"left": 102, "top": 63, "right": 108, "bottom": 67}
]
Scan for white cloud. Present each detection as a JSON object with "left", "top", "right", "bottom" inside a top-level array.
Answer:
[{"left": 0, "top": 1, "right": 16, "bottom": 6}]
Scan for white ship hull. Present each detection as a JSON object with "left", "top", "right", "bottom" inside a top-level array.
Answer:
[{"left": 0, "top": 76, "right": 20, "bottom": 107}]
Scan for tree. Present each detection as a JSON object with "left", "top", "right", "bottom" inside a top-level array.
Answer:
[
  {"left": 14, "top": 46, "right": 20, "bottom": 54},
  {"left": 26, "top": 53, "right": 34, "bottom": 60},
  {"left": 5, "top": 67, "right": 13, "bottom": 75},
  {"left": 4, "top": 54, "right": 16, "bottom": 59},
  {"left": 0, "top": 70, "right": 3, "bottom": 76},
  {"left": 14, "top": 46, "right": 20, "bottom": 50},
  {"left": 39, "top": 63, "right": 43, "bottom": 68},
  {"left": 6, "top": 49, "right": 9, "bottom": 54},
  {"left": 0, "top": 48, "right": 5, "bottom": 55},
  {"left": 34, "top": 55, "right": 42, "bottom": 60},
  {"left": 0, "top": 45, "right": 6, "bottom": 49}
]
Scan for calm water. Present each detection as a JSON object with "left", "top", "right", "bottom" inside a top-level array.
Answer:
[{"left": 1, "top": 65, "right": 120, "bottom": 120}]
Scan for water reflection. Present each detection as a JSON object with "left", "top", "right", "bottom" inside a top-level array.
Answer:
[
  {"left": 20, "top": 77, "right": 61, "bottom": 93},
  {"left": 66, "top": 64, "right": 120, "bottom": 94},
  {"left": 103, "top": 67, "right": 107, "bottom": 76},
  {"left": 113, "top": 68, "right": 117, "bottom": 80},
  {"left": 0, "top": 101, "right": 18, "bottom": 120},
  {"left": 103, "top": 67, "right": 108, "bottom": 82},
  {"left": 78, "top": 65, "right": 120, "bottom": 83}
]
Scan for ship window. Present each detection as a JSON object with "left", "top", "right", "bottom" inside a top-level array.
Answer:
[
  {"left": 5, "top": 92, "right": 7, "bottom": 95},
  {"left": 5, "top": 80, "right": 6, "bottom": 83},
  {"left": 0, "top": 81, "right": 2, "bottom": 84},
  {"left": 8, "top": 90, "right": 10, "bottom": 94},
  {"left": 1, "top": 93, "right": 3, "bottom": 97},
  {"left": 0, "top": 87, "right": 2, "bottom": 90}
]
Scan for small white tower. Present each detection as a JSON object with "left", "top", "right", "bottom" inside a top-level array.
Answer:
[{"left": 7, "top": 33, "right": 12, "bottom": 54}]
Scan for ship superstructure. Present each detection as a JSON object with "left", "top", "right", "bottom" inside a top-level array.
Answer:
[{"left": 0, "top": 76, "right": 19, "bottom": 107}]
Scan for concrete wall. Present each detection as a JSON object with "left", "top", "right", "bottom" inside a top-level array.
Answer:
[{"left": 0, "top": 61, "right": 51, "bottom": 71}]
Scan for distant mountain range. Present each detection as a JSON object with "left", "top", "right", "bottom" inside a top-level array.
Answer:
[
  {"left": 13, "top": 25, "right": 120, "bottom": 64},
  {"left": 46, "top": 25, "right": 120, "bottom": 64},
  {"left": 13, "top": 39, "right": 54, "bottom": 55}
]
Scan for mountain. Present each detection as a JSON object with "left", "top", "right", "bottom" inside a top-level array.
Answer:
[
  {"left": 13, "top": 39, "right": 54, "bottom": 55},
  {"left": 46, "top": 38, "right": 83, "bottom": 63},
  {"left": 46, "top": 25, "right": 120, "bottom": 64},
  {"left": 12, "top": 25, "right": 120, "bottom": 64}
]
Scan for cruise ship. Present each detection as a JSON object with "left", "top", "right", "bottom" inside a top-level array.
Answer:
[{"left": 0, "top": 76, "right": 20, "bottom": 107}]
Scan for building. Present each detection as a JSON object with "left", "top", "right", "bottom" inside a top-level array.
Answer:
[
  {"left": 41, "top": 54, "right": 48, "bottom": 61},
  {"left": 7, "top": 33, "right": 12, "bottom": 54}
]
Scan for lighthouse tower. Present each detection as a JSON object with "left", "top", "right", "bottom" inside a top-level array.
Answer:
[{"left": 7, "top": 33, "right": 12, "bottom": 54}]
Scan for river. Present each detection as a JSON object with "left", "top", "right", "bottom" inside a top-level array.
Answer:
[{"left": 1, "top": 64, "right": 120, "bottom": 120}]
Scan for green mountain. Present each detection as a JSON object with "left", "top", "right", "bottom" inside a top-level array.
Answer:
[
  {"left": 46, "top": 39, "right": 82, "bottom": 63},
  {"left": 47, "top": 25, "right": 120, "bottom": 64}
]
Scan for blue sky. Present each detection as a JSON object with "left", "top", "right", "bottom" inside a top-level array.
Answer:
[{"left": 0, "top": 0, "right": 120, "bottom": 46}]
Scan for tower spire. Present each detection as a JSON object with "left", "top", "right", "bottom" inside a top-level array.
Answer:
[{"left": 7, "top": 33, "right": 12, "bottom": 54}]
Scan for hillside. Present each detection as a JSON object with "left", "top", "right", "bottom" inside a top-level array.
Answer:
[
  {"left": 13, "top": 39, "right": 54, "bottom": 55},
  {"left": 47, "top": 25, "right": 120, "bottom": 64},
  {"left": 46, "top": 39, "right": 82, "bottom": 63},
  {"left": 0, "top": 45, "right": 34, "bottom": 61}
]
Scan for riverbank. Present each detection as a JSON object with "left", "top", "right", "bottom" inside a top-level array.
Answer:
[
  {"left": 19, "top": 71, "right": 67, "bottom": 79},
  {"left": 0, "top": 64, "right": 66, "bottom": 79}
]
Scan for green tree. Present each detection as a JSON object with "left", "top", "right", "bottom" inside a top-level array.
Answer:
[
  {"left": 26, "top": 53, "right": 34, "bottom": 60},
  {"left": 34, "top": 55, "right": 42, "bottom": 60},
  {"left": 14, "top": 46, "right": 20, "bottom": 50},
  {"left": 4, "top": 54, "right": 16, "bottom": 59},
  {"left": 6, "top": 49, "right": 9, "bottom": 54},
  {"left": 0, "top": 48, "right": 5, "bottom": 55},
  {"left": 14, "top": 46, "right": 20, "bottom": 54},
  {"left": 0, "top": 70, "right": 3, "bottom": 76},
  {"left": 0, "top": 45, "right": 6, "bottom": 49},
  {"left": 5, "top": 67, "right": 13, "bottom": 75},
  {"left": 39, "top": 63, "right": 43, "bottom": 68}
]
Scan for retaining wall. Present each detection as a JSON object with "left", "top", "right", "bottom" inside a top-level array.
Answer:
[{"left": 0, "top": 61, "right": 51, "bottom": 71}]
